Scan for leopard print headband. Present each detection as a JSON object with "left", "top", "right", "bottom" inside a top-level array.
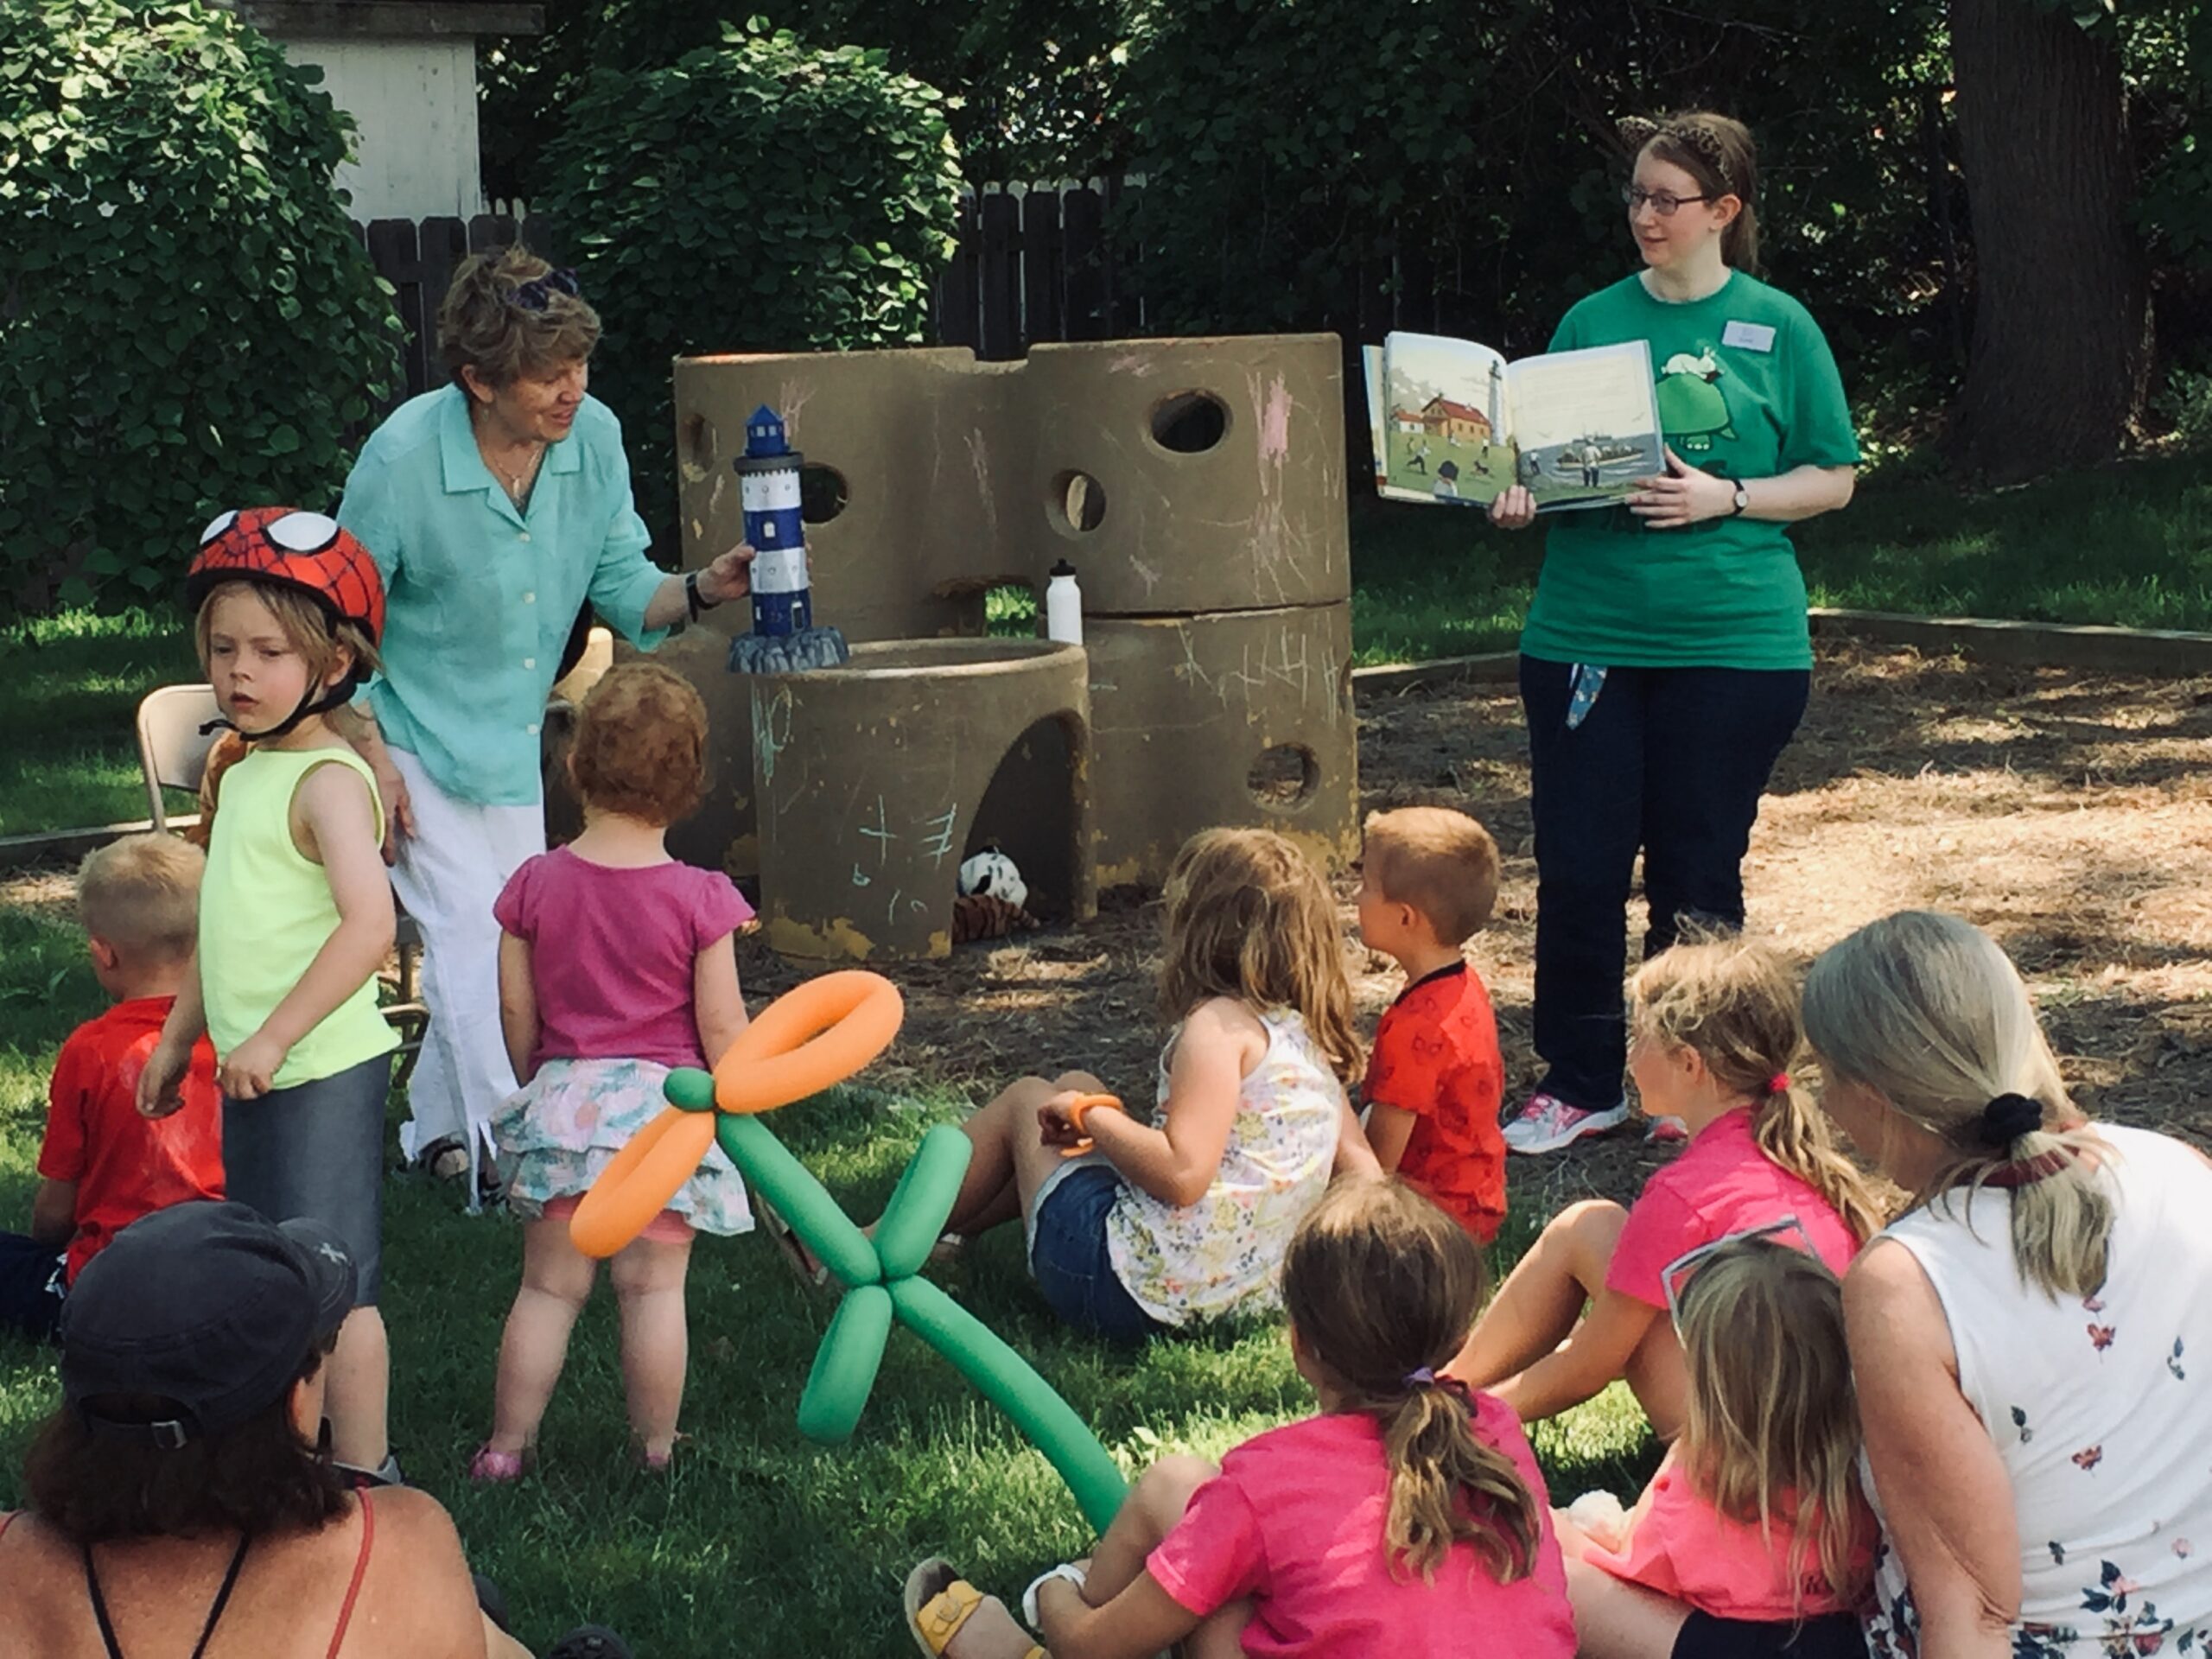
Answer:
[{"left": 1618, "top": 116, "right": 1745, "bottom": 198}]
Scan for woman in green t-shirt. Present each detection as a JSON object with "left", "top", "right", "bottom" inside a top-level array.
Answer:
[{"left": 1487, "top": 111, "right": 1859, "bottom": 1155}]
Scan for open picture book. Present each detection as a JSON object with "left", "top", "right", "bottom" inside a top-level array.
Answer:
[{"left": 1363, "top": 334, "right": 1664, "bottom": 513}]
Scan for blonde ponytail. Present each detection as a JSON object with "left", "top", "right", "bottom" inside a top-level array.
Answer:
[
  {"left": 1753, "top": 1084, "right": 1889, "bottom": 1245},
  {"left": 1281, "top": 1179, "right": 1541, "bottom": 1585},
  {"left": 1802, "top": 911, "right": 2113, "bottom": 1299}
]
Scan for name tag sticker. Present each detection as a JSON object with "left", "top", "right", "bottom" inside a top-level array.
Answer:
[{"left": 1723, "top": 320, "right": 1777, "bottom": 353}]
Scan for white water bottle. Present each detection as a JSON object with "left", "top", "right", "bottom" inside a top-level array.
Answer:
[{"left": 1045, "top": 559, "right": 1083, "bottom": 645}]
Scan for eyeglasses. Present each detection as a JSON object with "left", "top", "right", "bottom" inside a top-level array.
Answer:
[
  {"left": 1622, "top": 184, "right": 1714, "bottom": 217},
  {"left": 1660, "top": 1215, "right": 1812, "bottom": 1332},
  {"left": 510, "top": 268, "right": 582, "bottom": 312}
]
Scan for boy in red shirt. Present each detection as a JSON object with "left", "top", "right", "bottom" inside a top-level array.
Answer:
[
  {"left": 1357, "top": 806, "right": 1509, "bottom": 1243},
  {"left": 0, "top": 835, "right": 225, "bottom": 1340}
]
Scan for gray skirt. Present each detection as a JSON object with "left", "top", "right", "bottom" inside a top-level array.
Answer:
[{"left": 222, "top": 1053, "right": 391, "bottom": 1304}]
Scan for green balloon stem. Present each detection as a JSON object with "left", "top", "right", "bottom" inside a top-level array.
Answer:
[
  {"left": 664, "top": 1067, "right": 718, "bottom": 1112},
  {"left": 717, "top": 1114, "right": 881, "bottom": 1287},
  {"left": 872, "top": 1125, "right": 970, "bottom": 1280},
  {"left": 889, "top": 1276, "right": 1128, "bottom": 1533},
  {"left": 797, "top": 1284, "right": 893, "bottom": 1443}
]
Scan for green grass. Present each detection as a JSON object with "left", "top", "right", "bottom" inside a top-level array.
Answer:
[
  {"left": 0, "top": 607, "right": 199, "bottom": 837},
  {"left": 0, "top": 894, "right": 1656, "bottom": 1657},
  {"left": 13, "top": 448, "right": 2209, "bottom": 838}
]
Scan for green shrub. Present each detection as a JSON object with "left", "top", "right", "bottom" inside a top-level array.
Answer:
[
  {"left": 533, "top": 22, "right": 962, "bottom": 546},
  {"left": 0, "top": 0, "right": 404, "bottom": 614}
]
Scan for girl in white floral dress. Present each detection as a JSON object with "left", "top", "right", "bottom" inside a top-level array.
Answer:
[
  {"left": 472, "top": 665, "right": 755, "bottom": 1479},
  {"left": 1804, "top": 910, "right": 2212, "bottom": 1659},
  {"left": 915, "top": 828, "right": 1379, "bottom": 1343}
]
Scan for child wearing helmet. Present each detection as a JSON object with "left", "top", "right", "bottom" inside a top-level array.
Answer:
[{"left": 141, "top": 507, "right": 404, "bottom": 1484}]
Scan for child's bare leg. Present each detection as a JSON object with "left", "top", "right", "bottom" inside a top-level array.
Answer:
[
  {"left": 1447, "top": 1199, "right": 1626, "bottom": 1389},
  {"left": 1084, "top": 1455, "right": 1251, "bottom": 1656},
  {"left": 1564, "top": 1554, "right": 1692, "bottom": 1659},
  {"left": 487, "top": 1217, "right": 598, "bottom": 1455},
  {"left": 944, "top": 1071, "right": 1106, "bottom": 1237},
  {"left": 1086, "top": 1453, "right": 1215, "bottom": 1601},
  {"left": 611, "top": 1232, "right": 693, "bottom": 1459},
  {"left": 324, "top": 1306, "right": 390, "bottom": 1469},
  {"left": 1622, "top": 1310, "right": 1689, "bottom": 1441}
]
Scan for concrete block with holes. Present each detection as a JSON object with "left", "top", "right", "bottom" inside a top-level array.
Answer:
[{"left": 664, "top": 335, "right": 1357, "bottom": 957}]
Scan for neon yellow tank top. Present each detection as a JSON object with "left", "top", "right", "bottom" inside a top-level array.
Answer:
[{"left": 200, "top": 746, "right": 398, "bottom": 1090}]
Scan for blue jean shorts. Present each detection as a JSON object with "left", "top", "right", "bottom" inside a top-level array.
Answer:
[{"left": 1028, "top": 1165, "right": 1169, "bottom": 1344}]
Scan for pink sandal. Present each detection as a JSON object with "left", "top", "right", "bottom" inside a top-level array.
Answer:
[{"left": 468, "top": 1443, "right": 527, "bottom": 1484}]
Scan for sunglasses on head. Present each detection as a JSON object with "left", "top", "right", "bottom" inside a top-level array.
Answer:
[
  {"left": 510, "top": 268, "right": 581, "bottom": 312},
  {"left": 1660, "top": 1214, "right": 1813, "bottom": 1334}
]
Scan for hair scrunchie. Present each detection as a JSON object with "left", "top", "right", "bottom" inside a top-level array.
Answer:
[{"left": 1978, "top": 1092, "right": 2044, "bottom": 1147}]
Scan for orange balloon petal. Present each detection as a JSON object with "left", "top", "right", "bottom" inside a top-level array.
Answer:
[
  {"left": 714, "top": 970, "right": 904, "bottom": 1116},
  {"left": 569, "top": 1110, "right": 717, "bottom": 1257}
]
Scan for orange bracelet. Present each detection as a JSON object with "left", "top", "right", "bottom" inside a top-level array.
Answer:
[{"left": 1060, "top": 1092, "right": 1124, "bottom": 1156}]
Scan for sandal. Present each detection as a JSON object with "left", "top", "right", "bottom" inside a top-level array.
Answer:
[
  {"left": 468, "top": 1443, "right": 527, "bottom": 1484},
  {"left": 755, "top": 1196, "right": 830, "bottom": 1292},
  {"left": 902, "top": 1558, "right": 1044, "bottom": 1659}
]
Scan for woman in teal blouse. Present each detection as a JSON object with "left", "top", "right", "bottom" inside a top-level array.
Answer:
[
  {"left": 338, "top": 247, "right": 753, "bottom": 1202},
  {"left": 1487, "top": 112, "right": 1859, "bottom": 1155}
]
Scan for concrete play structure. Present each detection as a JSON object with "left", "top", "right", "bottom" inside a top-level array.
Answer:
[{"left": 658, "top": 334, "right": 1357, "bottom": 961}]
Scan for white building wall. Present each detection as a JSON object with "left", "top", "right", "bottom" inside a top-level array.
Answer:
[{"left": 279, "top": 35, "right": 483, "bottom": 221}]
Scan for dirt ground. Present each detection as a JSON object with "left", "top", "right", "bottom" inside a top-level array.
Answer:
[
  {"left": 734, "top": 640, "right": 2212, "bottom": 1206},
  {"left": 9, "top": 642, "right": 2208, "bottom": 1209}
]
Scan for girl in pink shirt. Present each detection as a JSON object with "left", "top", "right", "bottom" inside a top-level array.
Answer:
[
  {"left": 470, "top": 665, "right": 755, "bottom": 1481},
  {"left": 901, "top": 1178, "right": 1579, "bottom": 1659},
  {"left": 1558, "top": 1236, "right": 1874, "bottom": 1659},
  {"left": 1450, "top": 935, "right": 1883, "bottom": 1438}
]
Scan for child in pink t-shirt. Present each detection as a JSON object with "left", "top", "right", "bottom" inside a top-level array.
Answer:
[
  {"left": 1557, "top": 1237, "right": 1874, "bottom": 1659},
  {"left": 471, "top": 666, "right": 755, "bottom": 1480},
  {"left": 902, "top": 1179, "right": 1579, "bottom": 1659},
  {"left": 1450, "top": 936, "right": 1881, "bottom": 1439}
]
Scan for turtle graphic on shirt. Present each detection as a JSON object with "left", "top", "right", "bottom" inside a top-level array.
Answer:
[{"left": 1655, "top": 348, "right": 1735, "bottom": 454}]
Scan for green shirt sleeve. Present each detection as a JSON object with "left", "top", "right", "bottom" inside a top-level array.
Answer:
[{"left": 1779, "top": 306, "right": 1860, "bottom": 470}]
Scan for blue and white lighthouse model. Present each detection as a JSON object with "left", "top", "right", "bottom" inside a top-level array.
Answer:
[{"left": 728, "top": 405, "right": 849, "bottom": 674}]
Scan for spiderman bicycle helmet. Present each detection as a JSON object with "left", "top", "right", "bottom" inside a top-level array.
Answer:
[{"left": 186, "top": 507, "right": 386, "bottom": 741}]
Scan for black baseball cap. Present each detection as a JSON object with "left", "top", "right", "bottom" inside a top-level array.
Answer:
[{"left": 60, "top": 1200, "right": 357, "bottom": 1450}]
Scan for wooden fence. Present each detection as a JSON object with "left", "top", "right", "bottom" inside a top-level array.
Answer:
[
  {"left": 351, "top": 209, "right": 549, "bottom": 408},
  {"left": 353, "top": 177, "right": 1145, "bottom": 402},
  {"left": 933, "top": 177, "right": 1146, "bottom": 359}
]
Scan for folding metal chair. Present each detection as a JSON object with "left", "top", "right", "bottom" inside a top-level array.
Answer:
[{"left": 134, "top": 684, "right": 429, "bottom": 1088}]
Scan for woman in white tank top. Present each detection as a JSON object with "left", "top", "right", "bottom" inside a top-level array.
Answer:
[{"left": 1802, "top": 911, "right": 2212, "bottom": 1659}]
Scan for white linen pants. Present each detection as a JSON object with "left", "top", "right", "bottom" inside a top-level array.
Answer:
[{"left": 387, "top": 747, "right": 544, "bottom": 1208}]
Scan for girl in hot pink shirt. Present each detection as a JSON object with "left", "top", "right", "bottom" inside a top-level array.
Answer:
[
  {"left": 1558, "top": 1237, "right": 1873, "bottom": 1659},
  {"left": 902, "top": 1179, "right": 1579, "bottom": 1659},
  {"left": 1449, "top": 936, "right": 1882, "bottom": 1439},
  {"left": 471, "top": 665, "right": 755, "bottom": 1482}
]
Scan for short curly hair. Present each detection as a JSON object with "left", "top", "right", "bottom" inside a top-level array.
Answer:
[
  {"left": 437, "top": 244, "right": 601, "bottom": 388},
  {"left": 569, "top": 664, "right": 709, "bottom": 826}
]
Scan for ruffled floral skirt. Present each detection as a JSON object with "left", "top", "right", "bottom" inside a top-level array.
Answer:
[{"left": 491, "top": 1058, "right": 754, "bottom": 1238}]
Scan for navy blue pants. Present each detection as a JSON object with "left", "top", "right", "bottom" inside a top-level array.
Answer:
[{"left": 1520, "top": 656, "right": 1810, "bottom": 1111}]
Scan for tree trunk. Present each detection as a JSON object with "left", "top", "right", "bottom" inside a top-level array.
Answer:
[{"left": 1948, "top": 0, "right": 2148, "bottom": 480}]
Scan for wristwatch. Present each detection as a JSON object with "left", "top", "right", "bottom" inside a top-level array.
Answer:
[
  {"left": 1728, "top": 482, "right": 1751, "bottom": 517},
  {"left": 684, "top": 569, "right": 721, "bottom": 623}
]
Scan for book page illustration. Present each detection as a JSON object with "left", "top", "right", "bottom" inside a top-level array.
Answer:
[
  {"left": 1376, "top": 333, "right": 1511, "bottom": 506},
  {"left": 1505, "top": 340, "right": 1663, "bottom": 512}
]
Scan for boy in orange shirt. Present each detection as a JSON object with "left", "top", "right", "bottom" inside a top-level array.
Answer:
[
  {"left": 0, "top": 836, "right": 225, "bottom": 1341},
  {"left": 1357, "top": 807, "right": 1509, "bottom": 1243}
]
